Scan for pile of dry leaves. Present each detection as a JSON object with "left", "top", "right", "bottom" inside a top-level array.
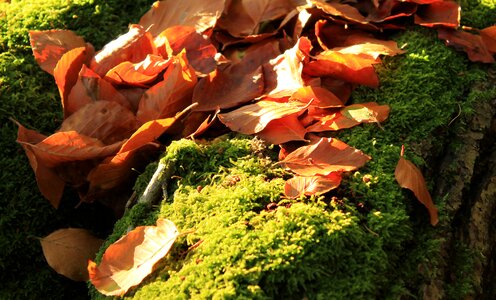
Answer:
[{"left": 15, "top": 0, "right": 495, "bottom": 296}]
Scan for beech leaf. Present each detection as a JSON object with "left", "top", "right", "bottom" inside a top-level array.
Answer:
[
  {"left": 41, "top": 228, "right": 104, "bottom": 281},
  {"left": 218, "top": 100, "right": 309, "bottom": 135},
  {"left": 284, "top": 173, "right": 342, "bottom": 198},
  {"left": 414, "top": 1, "right": 460, "bottom": 28},
  {"left": 104, "top": 54, "right": 171, "bottom": 87},
  {"left": 256, "top": 114, "right": 308, "bottom": 145},
  {"left": 88, "top": 218, "right": 179, "bottom": 296},
  {"left": 437, "top": 28, "right": 494, "bottom": 63},
  {"left": 29, "top": 29, "right": 87, "bottom": 75},
  {"left": 139, "top": 0, "right": 225, "bottom": 36},
  {"left": 395, "top": 147, "right": 438, "bottom": 226},
  {"left": 281, "top": 137, "right": 371, "bottom": 176}
]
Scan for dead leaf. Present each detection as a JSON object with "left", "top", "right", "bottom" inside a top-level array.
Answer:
[
  {"left": 88, "top": 218, "right": 179, "bottom": 296},
  {"left": 59, "top": 101, "right": 138, "bottom": 145},
  {"left": 281, "top": 137, "right": 371, "bottom": 176},
  {"left": 41, "top": 228, "right": 104, "bottom": 281},
  {"left": 137, "top": 51, "right": 197, "bottom": 123},
  {"left": 90, "top": 24, "right": 155, "bottom": 77},
  {"left": 263, "top": 37, "right": 312, "bottom": 97},
  {"left": 256, "top": 114, "right": 307, "bottom": 144},
  {"left": 437, "top": 28, "right": 494, "bottom": 63},
  {"left": 290, "top": 86, "right": 344, "bottom": 108},
  {"left": 15, "top": 122, "right": 65, "bottom": 207},
  {"left": 303, "top": 51, "right": 381, "bottom": 87},
  {"left": 18, "top": 131, "right": 123, "bottom": 168},
  {"left": 139, "top": 0, "right": 225, "bottom": 36},
  {"left": 307, "top": 102, "right": 390, "bottom": 132},
  {"left": 480, "top": 25, "right": 496, "bottom": 54},
  {"left": 29, "top": 29, "right": 87, "bottom": 75},
  {"left": 414, "top": 1, "right": 460, "bottom": 28},
  {"left": 395, "top": 146, "right": 438, "bottom": 225},
  {"left": 310, "top": 0, "right": 371, "bottom": 27},
  {"left": 218, "top": 99, "right": 308, "bottom": 134},
  {"left": 284, "top": 172, "right": 342, "bottom": 198},
  {"left": 104, "top": 54, "right": 171, "bottom": 87},
  {"left": 218, "top": 0, "right": 297, "bottom": 37},
  {"left": 154, "top": 26, "right": 217, "bottom": 75}
]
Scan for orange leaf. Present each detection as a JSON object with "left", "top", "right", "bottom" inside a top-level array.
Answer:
[
  {"left": 59, "top": 101, "right": 138, "bottom": 145},
  {"left": 104, "top": 54, "right": 171, "bottom": 87},
  {"left": 284, "top": 173, "right": 342, "bottom": 198},
  {"left": 307, "top": 102, "right": 390, "bottom": 132},
  {"left": 65, "top": 65, "right": 132, "bottom": 116},
  {"left": 15, "top": 122, "right": 65, "bottom": 207},
  {"left": 137, "top": 51, "right": 197, "bottom": 123},
  {"left": 256, "top": 114, "right": 307, "bottom": 145},
  {"left": 90, "top": 25, "right": 156, "bottom": 77},
  {"left": 281, "top": 137, "right": 371, "bottom": 176},
  {"left": 139, "top": 0, "right": 225, "bottom": 37},
  {"left": 480, "top": 25, "right": 496, "bottom": 54},
  {"left": 88, "top": 218, "right": 179, "bottom": 296},
  {"left": 395, "top": 148, "right": 438, "bottom": 226},
  {"left": 332, "top": 35, "right": 406, "bottom": 59},
  {"left": 263, "top": 37, "right": 311, "bottom": 97},
  {"left": 18, "top": 131, "right": 123, "bottom": 168},
  {"left": 310, "top": 0, "right": 371, "bottom": 27},
  {"left": 218, "top": 99, "right": 309, "bottom": 135},
  {"left": 414, "top": 1, "right": 460, "bottom": 28},
  {"left": 53, "top": 47, "right": 92, "bottom": 117},
  {"left": 437, "top": 28, "right": 494, "bottom": 63},
  {"left": 290, "top": 86, "right": 344, "bottom": 108},
  {"left": 41, "top": 228, "right": 104, "bottom": 281},
  {"left": 155, "top": 26, "right": 218, "bottom": 75},
  {"left": 29, "top": 29, "right": 87, "bottom": 75},
  {"left": 303, "top": 51, "right": 380, "bottom": 87}
]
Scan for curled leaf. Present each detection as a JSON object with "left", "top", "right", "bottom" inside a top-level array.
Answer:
[
  {"left": 41, "top": 228, "right": 104, "bottom": 281},
  {"left": 88, "top": 219, "right": 179, "bottom": 296},
  {"left": 395, "top": 147, "right": 438, "bottom": 226},
  {"left": 104, "top": 54, "right": 171, "bottom": 87}
]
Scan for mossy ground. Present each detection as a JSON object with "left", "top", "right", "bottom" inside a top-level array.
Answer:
[{"left": 1, "top": 0, "right": 495, "bottom": 299}]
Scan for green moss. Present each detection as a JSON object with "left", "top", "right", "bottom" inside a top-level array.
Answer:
[{"left": 460, "top": 0, "right": 496, "bottom": 28}]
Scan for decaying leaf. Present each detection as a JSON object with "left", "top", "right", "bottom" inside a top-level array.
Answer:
[
  {"left": 395, "top": 146, "right": 438, "bottom": 225},
  {"left": 41, "top": 228, "right": 104, "bottom": 281},
  {"left": 284, "top": 173, "right": 342, "bottom": 198},
  {"left": 281, "top": 137, "right": 371, "bottom": 176},
  {"left": 256, "top": 114, "right": 308, "bottom": 144},
  {"left": 88, "top": 218, "right": 179, "bottom": 296}
]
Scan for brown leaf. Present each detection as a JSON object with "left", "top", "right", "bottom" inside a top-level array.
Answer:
[
  {"left": 15, "top": 122, "right": 65, "bottom": 207},
  {"left": 281, "top": 137, "right": 371, "bottom": 176},
  {"left": 304, "top": 51, "right": 380, "bottom": 87},
  {"left": 154, "top": 26, "right": 218, "bottom": 75},
  {"left": 88, "top": 218, "right": 179, "bottom": 296},
  {"left": 307, "top": 102, "right": 390, "bottom": 132},
  {"left": 256, "top": 114, "right": 307, "bottom": 144},
  {"left": 284, "top": 173, "right": 342, "bottom": 198},
  {"left": 41, "top": 228, "right": 104, "bottom": 281},
  {"left": 104, "top": 54, "right": 171, "bottom": 87},
  {"left": 290, "top": 86, "right": 344, "bottom": 108},
  {"left": 395, "top": 148, "right": 438, "bottom": 225},
  {"left": 17, "top": 131, "right": 123, "bottom": 168},
  {"left": 29, "top": 30, "right": 87, "bottom": 75},
  {"left": 137, "top": 51, "right": 197, "bottom": 123},
  {"left": 139, "top": 0, "right": 225, "bottom": 37},
  {"left": 480, "top": 25, "right": 496, "bottom": 54},
  {"left": 263, "top": 37, "right": 312, "bottom": 97},
  {"left": 218, "top": 99, "right": 309, "bottom": 134},
  {"left": 331, "top": 35, "right": 406, "bottom": 59},
  {"left": 218, "top": 0, "right": 297, "bottom": 37},
  {"left": 193, "top": 64, "right": 264, "bottom": 112},
  {"left": 437, "top": 28, "right": 494, "bottom": 63},
  {"left": 90, "top": 25, "right": 156, "bottom": 77},
  {"left": 414, "top": 1, "right": 460, "bottom": 28},
  {"left": 310, "top": 0, "right": 371, "bottom": 27},
  {"left": 59, "top": 101, "right": 138, "bottom": 145}
]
